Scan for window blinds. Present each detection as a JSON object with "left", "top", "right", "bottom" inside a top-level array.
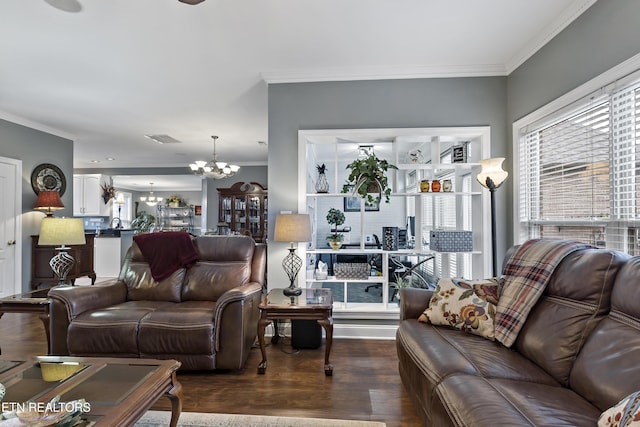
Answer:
[{"left": 519, "top": 81, "right": 640, "bottom": 253}]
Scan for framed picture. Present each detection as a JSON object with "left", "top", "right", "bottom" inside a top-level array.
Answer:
[
  {"left": 343, "top": 186, "right": 380, "bottom": 212},
  {"left": 451, "top": 144, "right": 468, "bottom": 163},
  {"left": 194, "top": 205, "right": 202, "bottom": 216}
]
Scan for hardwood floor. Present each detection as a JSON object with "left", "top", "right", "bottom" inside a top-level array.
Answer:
[{"left": 0, "top": 313, "right": 422, "bottom": 427}]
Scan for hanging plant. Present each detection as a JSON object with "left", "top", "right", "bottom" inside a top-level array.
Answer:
[{"left": 342, "top": 153, "right": 398, "bottom": 203}]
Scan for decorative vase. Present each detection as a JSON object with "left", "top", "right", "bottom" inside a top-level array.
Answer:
[
  {"left": 328, "top": 240, "right": 342, "bottom": 250},
  {"left": 431, "top": 180, "right": 441, "bottom": 192},
  {"left": 442, "top": 179, "right": 452, "bottom": 192},
  {"left": 315, "top": 172, "right": 329, "bottom": 193},
  {"left": 420, "top": 180, "right": 430, "bottom": 192}
]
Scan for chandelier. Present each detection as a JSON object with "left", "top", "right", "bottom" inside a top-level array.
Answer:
[
  {"left": 189, "top": 135, "right": 240, "bottom": 179},
  {"left": 140, "top": 183, "right": 163, "bottom": 207}
]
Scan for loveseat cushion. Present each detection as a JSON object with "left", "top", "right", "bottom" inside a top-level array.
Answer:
[
  {"left": 570, "top": 257, "right": 640, "bottom": 411},
  {"left": 120, "top": 243, "right": 185, "bottom": 302},
  {"left": 138, "top": 301, "right": 216, "bottom": 355},
  {"left": 396, "top": 319, "right": 558, "bottom": 412},
  {"left": 181, "top": 236, "right": 255, "bottom": 301},
  {"left": 432, "top": 375, "right": 601, "bottom": 427},
  {"left": 67, "top": 301, "right": 175, "bottom": 355},
  {"left": 513, "top": 249, "right": 628, "bottom": 386}
]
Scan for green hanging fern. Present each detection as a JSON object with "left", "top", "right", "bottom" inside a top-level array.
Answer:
[{"left": 342, "top": 154, "right": 398, "bottom": 203}]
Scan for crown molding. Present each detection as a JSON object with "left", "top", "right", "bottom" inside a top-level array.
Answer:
[
  {"left": 0, "top": 110, "right": 75, "bottom": 140},
  {"left": 261, "top": 63, "right": 508, "bottom": 84},
  {"left": 263, "top": 0, "right": 597, "bottom": 84},
  {"left": 505, "top": 0, "right": 599, "bottom": 73}
]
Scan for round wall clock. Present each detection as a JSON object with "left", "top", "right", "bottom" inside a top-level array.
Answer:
[{"left": 31, "top": 163, "right": 66, "bottom": 196}]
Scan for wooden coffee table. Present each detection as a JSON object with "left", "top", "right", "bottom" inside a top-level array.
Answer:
[
  {"left": 0, "top": 355, "right": 182, "bottom": 426},
  {"left": 257, "top": 288, "right": 333, "bottom": 376}
]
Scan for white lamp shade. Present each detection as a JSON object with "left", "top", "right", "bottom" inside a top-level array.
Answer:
[
  {"left": 477, "top": 157, "right": 509, "bottom": 189},
  {"left": 38, "top": 218, "right": 86, "bottom": 246},
  {"left": 115, "top": 192, "right": 125, "bottom": 204},
  {"left": 274, "top": 214, "right": 311, "bottom": 243}
]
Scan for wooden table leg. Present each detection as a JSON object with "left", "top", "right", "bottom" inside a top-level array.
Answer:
[
  {"left": 165, "top": 373, "right": 183, "bottom": 427},
  {"left": 318, "top": 317, "right": 334, "bottom": 376},
  {"left": 38, "top": 311, "right": 51, "bottom": 355},
  {"left": 257, "top": 316, "right": 271, "bottom": 374},
  {"left": 271, "top": 319, "right": 279, "bottom": 344}
]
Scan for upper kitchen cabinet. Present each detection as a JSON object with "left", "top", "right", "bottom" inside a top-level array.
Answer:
[{"left": 73, "top": 174, "right": 112, "bottom": 216}]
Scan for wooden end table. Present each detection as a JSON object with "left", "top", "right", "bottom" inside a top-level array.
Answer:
[
  {"left": 257, "top": 288, "right": 333, "bottom": 376},
  {"left": 0, "top": 289, "right": 51, "bottom": 354}
]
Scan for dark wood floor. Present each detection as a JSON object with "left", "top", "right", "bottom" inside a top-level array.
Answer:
[{"left": 0, "top": 313, "right": 422, "bottom": 427}]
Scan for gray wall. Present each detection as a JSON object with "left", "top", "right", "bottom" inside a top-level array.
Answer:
[
  {"left": 268, "top": 77, "right": 508, "bottom": 286},
  {"left": 506, "top": 0, "right": 640, "bottom": 244},
  {"left": 0, "top": 118, "right": 74, "bottom": 290}
]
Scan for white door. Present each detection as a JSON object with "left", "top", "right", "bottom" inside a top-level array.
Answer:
[{"left": 0, "top": 157, "right": 22, "bottom": 297}]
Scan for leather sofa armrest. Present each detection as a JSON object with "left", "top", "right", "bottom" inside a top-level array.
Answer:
[
  {"left": 213, "top": 281, "right": 262, "bottom": 323},
  {"left": 49, "top": 280, "right": 128, "bottom": 320},
  {"left": 213, "top": 281, "right": 263, "bottom": 351},
  {"left": 48, "top": 280, "right": 128, "bottom": 355},
  {"left": 399, "top": 288, "right": 434, "bottom": 320}
]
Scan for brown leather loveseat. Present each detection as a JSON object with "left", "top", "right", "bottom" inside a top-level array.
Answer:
[
  {"left": 396, "top": 241, "right": 640, "bottom": 426},
  {"left": 48, "top": 235, "right": 266, "bottom": 371}
]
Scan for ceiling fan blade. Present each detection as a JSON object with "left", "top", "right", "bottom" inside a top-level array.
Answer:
[{"left": 178, "top": 0, "right": 206, "bottom": 4}]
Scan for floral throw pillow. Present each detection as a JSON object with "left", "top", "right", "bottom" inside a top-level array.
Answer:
[
  {"left": 418, "top": 277, "right": 501, "bottom": 340},
  {"left": 598, "top": 391, "right": 640, "bottom": 427}
]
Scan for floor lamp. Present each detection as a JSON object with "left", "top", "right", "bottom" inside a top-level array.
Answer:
[
  {"left": 274, "top": 213, "right": 312, "bottom": 297},
  {"left": 477, "top": 158, "right": 509, "bottom": 277},
  {"left": 38, "top": 217, "right": 86, "bottom": 287},
  {"left": 114, "top": 192, "right": 125, "bottom": 228}
]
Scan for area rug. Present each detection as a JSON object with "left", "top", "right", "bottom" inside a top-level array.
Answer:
[{"left": 134, "top": 410, "right": 386, "bottom": 427}]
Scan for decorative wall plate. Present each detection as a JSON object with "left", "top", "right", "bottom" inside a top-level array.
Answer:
[{"left": 31, "top": 163, "right": 66, "bottom": 195}]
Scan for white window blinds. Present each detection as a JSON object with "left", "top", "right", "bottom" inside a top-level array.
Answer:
[{"left": 519, "top": 81, "right": 640, "bottom": 253}]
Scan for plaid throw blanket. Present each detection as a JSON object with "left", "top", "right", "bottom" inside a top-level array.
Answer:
[{"left": 494, "top": 239, "right": 594, "bottom": 347}]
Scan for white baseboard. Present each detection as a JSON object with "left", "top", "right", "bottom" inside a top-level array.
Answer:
[
  {"left": 266, "top": 321, "right": 398, "bottom": 341},
  {"left": 333, "top": 324, "right": 397, "bottom": 340}
]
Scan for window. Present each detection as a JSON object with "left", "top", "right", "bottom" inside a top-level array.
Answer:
[
  {"left": 517, "top": 75, "right": 640, "bottom": 254},
  {"left": 112, "top": 192, "right": 133, "bottom": 228}
]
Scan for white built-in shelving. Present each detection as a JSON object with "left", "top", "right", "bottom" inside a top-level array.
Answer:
[{"left": 298, "top": 127, "right": 492, "bottom": 313}]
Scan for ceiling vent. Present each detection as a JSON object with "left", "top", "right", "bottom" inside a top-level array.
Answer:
[{"left": 144, "top": 134, "right": 182, "bottom": 144}]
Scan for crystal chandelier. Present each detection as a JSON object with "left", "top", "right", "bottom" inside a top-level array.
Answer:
[
  {"left": 189, "top": 136, "right": 240, "bottom": 179},
  {"left": 140, "top": 183, "right": 163, "bottom": 207}
]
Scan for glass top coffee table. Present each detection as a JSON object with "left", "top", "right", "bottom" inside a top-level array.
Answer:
[
  {"left": 0, "top": 355, "right": 182, "bottom": 426},
  {"left": 257, "top": 288, "right": 333, "bottom": 376}
]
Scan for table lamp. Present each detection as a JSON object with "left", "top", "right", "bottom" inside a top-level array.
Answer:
[
  {"left": 274, "top": 213, "right": 311, "bottom": 297},
  {"left": 477, "top": 157, "right": 509, "bottom": 277},
  {"left": 38, "top": 217, "right": 86, "bottom": 287},
  {"left": 34, "top": 191, "right": 64, "bottom": 217}
]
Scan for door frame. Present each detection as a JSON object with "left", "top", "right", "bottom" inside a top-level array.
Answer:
[{"left": 1, "top": 156, "right": 22, "bottom": 296}]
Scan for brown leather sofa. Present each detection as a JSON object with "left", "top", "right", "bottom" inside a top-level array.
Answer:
[
  {"left": 396, "top": 245, "right": 640, "bottom": 426},
  {"left": 48, "top": 235, "right": 266, "bottom": 371}
]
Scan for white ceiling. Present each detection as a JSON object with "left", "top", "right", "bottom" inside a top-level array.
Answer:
[{"left": 0, "top": 0, "right": 596, "bottom": 173}]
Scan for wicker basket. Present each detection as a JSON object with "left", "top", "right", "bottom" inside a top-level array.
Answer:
[{"left": 334, "top": 263, "right": 370, "bottom": 280}]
